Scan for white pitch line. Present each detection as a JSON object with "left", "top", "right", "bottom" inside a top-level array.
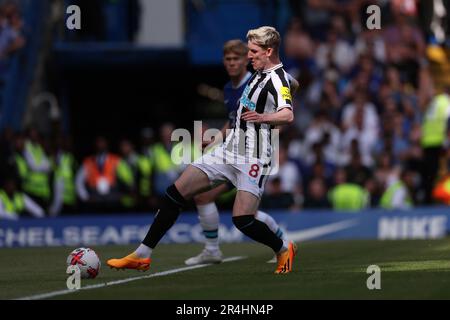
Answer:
[{"left": 16, "top": 256, "right": 247, "bottom": 300}]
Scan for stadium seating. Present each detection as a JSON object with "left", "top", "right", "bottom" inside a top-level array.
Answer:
[{"left": 0, "top": 0, "right": 48, "bottom": 131}]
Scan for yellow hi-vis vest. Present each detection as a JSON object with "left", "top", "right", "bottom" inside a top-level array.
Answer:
[
  {"left": 117, "top": 160, "right": 136, "bottom": 208},
  {"left": 380, "top": 181, "right": 413, "bottom": 209},
  {"left": 23, "top": 142, "right": 50, "bottom": 200},
  {"left": 421, "top": 93, "right": 450, "bottom": 148},
  {"left": 137, "top": 155, "right": 153, "bottom": 197},
  {"left": 329, "top": 184, "right": 369, "bottom": 211},
  {"left": 153, "top": 142, "right": 202, "bottom": 174},
  {"left": 54, "top": 153, "right": 76, "bottom": 205},
  {"left": 0, "top": 190, "right": 25, "bottom": 218},
  {"left": 171, "top": 142, "right": 203, "bottom": 164},
  {"left": 152, "top": 143, "right": 177, "bottom": 173},
  {"left": 15, "top": 154, "right": 28, "bottom": 181}
]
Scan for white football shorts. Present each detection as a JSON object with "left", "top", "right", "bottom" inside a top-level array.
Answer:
[{"left": 191, "top": 146, "right": 272, "bottom": 198}]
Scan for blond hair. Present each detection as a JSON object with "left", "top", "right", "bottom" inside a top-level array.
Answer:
[
  {"left": 223, "top": 39, "right": 248, "bottom": 57},
  {"left": 246, "top": 26, "right": 281, "bottom": 53}
]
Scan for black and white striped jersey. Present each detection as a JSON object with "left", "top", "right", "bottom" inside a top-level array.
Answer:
[{"left": 224, "top": 63, "right": 293, "bottom": 164}]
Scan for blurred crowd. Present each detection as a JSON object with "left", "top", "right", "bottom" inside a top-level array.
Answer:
[
  {"left": 0, "top": 125, "right": 184, "bottom": 219},
  {"left": 0, "top": 1, "right": 25, "bottom": 69},
  {"left": 270, "top": 0, "right": 450, "bottom": 211},
  {"left": 1, "top": 0, "right": 450, "bottom": 219}
]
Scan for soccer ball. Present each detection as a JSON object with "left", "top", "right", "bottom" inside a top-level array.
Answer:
[{"left": 67, "top": 248, "right": 101, "bottom": 279}]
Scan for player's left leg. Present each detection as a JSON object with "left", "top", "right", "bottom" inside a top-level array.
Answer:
[
  {"left": 232, "top": 191, "right": 296, "bottom": 274},
  {"left": 186, "top": 187, "right": 287, "bottom": 266},
  {"left": 232, "top": 191, "right": 284, "bottom": 249},
  {"left": 255, "top": 210, "right": 286, "bottom": 241},
  {"left": 255, "top": 210, "right": 287, "bottom": 263}
]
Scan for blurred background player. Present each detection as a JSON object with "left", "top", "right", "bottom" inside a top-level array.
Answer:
[{"left": 185, "top": 39, "right": 292, "bottom": 266}]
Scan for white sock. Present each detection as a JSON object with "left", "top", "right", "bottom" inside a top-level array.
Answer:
[
  {"left": 277, "top": 239, "right": 289, "bottom": 254},
  {"left": 197, "top": 203, "right": 220, "bottom": 252},
  {"left": 256, "top": 210, "right": 285, "bottom": 240},
  {"left": 135, "top": 244, "right": 152, "bottom": 259}
]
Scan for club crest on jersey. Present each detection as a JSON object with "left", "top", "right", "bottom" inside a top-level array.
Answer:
[
  {"left": 240, "top": 86, "right": 256, "bottom": 111},
  {"left": 281, "top": 86, "right": 291, "bottom": 101}
]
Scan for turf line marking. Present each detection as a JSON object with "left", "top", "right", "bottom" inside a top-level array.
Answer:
[{"left": 16, "top": 256, "right": 247, "bottom": 300}]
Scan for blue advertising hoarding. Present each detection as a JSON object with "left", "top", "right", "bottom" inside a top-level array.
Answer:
[{"left": 1, "top": 208, "right": 449, "bottom": 248}]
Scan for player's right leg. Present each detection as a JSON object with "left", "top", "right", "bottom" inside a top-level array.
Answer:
[{"left": 107, "top": 165, "right": 212, "bottom": 271}]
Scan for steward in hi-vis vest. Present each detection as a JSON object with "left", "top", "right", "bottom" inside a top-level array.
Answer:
[
  {"left": 23, "top": 129, "right": 52, "bottom": 209},
  {"left": 420, "top": 90, "right": 450, "bottom": 204},
  {"left": 328, "top": 183, "right": 369, "bottom": 211},
  {"left": 76, "top": 137, "right": 134, "bottom": 212},
  {"left": 49, "top": 137, "right": 78, "bottom": 216},
  {"left": 0, "top": 177, "right": 45, "bottom": 220},
  {"left": 380, "top": 175, "right": 413, "bottom": 210}
]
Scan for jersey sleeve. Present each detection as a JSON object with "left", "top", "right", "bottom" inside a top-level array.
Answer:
[
  {"left": 286, "top": 73, "right": 299, "bottom": 96},
  {"left": 272, "top": 71, "right": 293, "bottom": 111}
]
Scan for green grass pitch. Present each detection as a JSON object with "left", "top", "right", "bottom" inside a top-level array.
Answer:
[{"left": 2, "top": 239, "right": 450, "bottom": 300}]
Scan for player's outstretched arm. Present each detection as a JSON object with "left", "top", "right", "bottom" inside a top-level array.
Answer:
[{"left": 241, "top": 108, "right": 294, "bottom": 126}]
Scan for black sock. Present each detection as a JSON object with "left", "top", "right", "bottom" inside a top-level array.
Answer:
[
  {"left": 233, "top": 215, "right": 283, "bottom": 253},
  {"left": 142, "top": 185, "right": 187, "bottom": 248}
]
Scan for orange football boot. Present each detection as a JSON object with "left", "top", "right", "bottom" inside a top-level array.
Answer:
[
  {"left": 274, "top": 241, "right": 297, "bottom": 274},
  {"left": 107, "top": 253, "right": 151, "bottom": 271}
]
